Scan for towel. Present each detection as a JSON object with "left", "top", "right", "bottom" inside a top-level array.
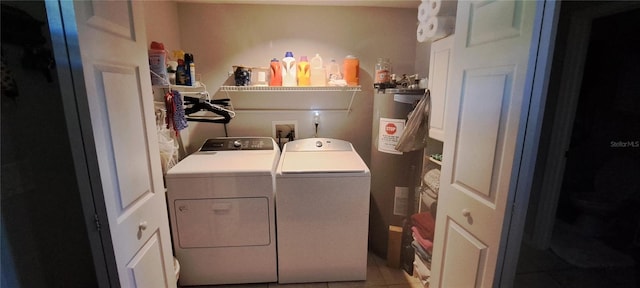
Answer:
[
  {"left": 424, "top": 168, "right": 440, "bottom": 194},
  {"left": 411, "top": 212, "right": 436, "bottom": 241},
  {"left": 412, "top": 240, "right": 432, "bottom": 263},
  {"left": 412, "top": 228, "right": 434, "bottom": 254}
]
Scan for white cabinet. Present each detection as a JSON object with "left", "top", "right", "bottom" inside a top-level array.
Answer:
[
  {"left": 412, "top": 33, "right": 455, "bottom": 284},
  {"left": 428, "top": 35, "right": 454, "bottom": 142}
]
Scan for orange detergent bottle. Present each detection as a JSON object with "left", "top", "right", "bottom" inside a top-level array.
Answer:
[
  {"left": 297, "top": 56, "right": 310, "bottom": 86},
  {"left": 269, "top": 58, "right": 282, "bottom": 86},
  {"left": 343, "top": 55, "right": 359, "bottom": 86}
]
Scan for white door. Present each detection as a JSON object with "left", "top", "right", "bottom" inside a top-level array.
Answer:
[
  {"left": 431, "top": 1, "right": 541, "bottom": 287},
  {"left": 72, "top": 1, "right": 176, "bottom": 287}
]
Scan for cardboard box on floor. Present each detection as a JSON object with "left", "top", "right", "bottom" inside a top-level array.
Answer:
[{"left": 387, "top": 225, "right": 403, "bottom": 268}]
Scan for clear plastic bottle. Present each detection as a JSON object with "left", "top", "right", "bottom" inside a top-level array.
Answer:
[
  {"left": 374, "top": 58, "right": 391, "bottom": 87},
  {"left": 326, "top": 59, "right": 342, "bottom": 81},
  {"left": 282, "top": 51, "right": 297, "bottom": 87},
  {"left": 310, "top": 53, "right": 326, "bottom": 87},
  {"left": 297, "top": 56, "right": 310, "bottom": 86}
]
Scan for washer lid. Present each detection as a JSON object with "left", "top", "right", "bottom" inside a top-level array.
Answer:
[
  {"left": 166, "top": 150, "right": 278, "bottom": 177},
  {"left": 280, "top": 151, "right": 367, "bottom": 174}
]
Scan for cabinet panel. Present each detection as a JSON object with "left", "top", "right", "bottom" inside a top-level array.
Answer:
[
  {"left": 439, "top": 218, "right": 488, "bottom": 287},
  {"left": 428, "top": 35, "right": 454, "bottom": 142}
]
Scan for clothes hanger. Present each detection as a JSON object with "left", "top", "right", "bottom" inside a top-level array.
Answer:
[
  {"left": 183, "top": 96, "right": 234, "bottom": 124},
  {"left": 198, "top": 90, "right": 236, "bottom": 118},
  {"left": 151, "top": 71, "right": 235, "bottom": 124}
]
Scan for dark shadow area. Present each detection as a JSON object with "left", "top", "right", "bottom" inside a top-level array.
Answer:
[
  {"left": 1, "top": 1, "right": 98, "bottom": 287},
  {"left": 517, "top": 3, "right": 640, "bottom": 288}
]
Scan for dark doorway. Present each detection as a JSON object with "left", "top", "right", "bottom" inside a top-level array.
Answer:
[
  {"left": 555, "top": 6, "right": 640, "bottom": 249},
  {"left": 516, "top": 4, "right": 640, "bottom": 288},
  {"left": 1, "top": 1, "right": 99, "bottom": 287}
]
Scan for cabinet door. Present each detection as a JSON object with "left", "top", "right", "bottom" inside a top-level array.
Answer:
[
  {"left": 428, "top": 35, "right": 454, "bottom": 142},
  {"left": 431, "top": 1, "right": 541, "bottom": 287},
  {"left": 69, "top": 1, "right": 177, "bottom": 286}
]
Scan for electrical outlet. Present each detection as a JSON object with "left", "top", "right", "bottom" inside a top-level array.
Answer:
[{"left": 272, "top": 120, "right": 298, "bottom": 141}]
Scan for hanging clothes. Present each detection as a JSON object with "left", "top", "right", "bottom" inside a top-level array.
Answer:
[
  {"left": 164, "top": 90, "right": 188, "bottom": 136},
  {"left": 172, "top": 90, "right": 188, "bottom": 132}
]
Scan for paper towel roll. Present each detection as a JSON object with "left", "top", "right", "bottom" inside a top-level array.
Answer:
[
  {"left": 416, "top": 21, "right": 430, "bottom": 43},
  {"left": 423, "top": 16, "right": 455, "bottom": 41},
  {"left": 428, "top": 0, "right": 457, "bottom": 16},
  {"left": 417, "top": 2, "right": 430, "bottom": 22}
]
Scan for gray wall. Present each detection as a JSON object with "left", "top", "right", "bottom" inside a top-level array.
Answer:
[{"left": 146, "top": 3, "right": 421, "bottom": 165}]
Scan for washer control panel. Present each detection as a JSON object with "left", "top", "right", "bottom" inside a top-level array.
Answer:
[
  {"left": 284, "top": 138, "right": 353, "bottom": 152},
  {"left": 199, "top": 137, "right": 274, "bottom": 151}
]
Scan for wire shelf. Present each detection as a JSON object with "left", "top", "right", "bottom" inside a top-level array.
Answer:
[
  {"left": 220, "top": 85, "right": 361, "bottom": 114},
  {"left": 220, "top": 85, "right": 361, "bottom": 92}
]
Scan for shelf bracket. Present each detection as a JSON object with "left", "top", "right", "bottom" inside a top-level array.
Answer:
[{"left": 346, "top": 89, "right": 357, "bottom": 115}]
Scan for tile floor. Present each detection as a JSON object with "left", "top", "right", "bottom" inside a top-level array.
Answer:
[
  {"left": 179, "top": 251, "right": 424, "bottom": 288},
  {"left": 178, "top": 245, "right": 638, "bottom": 288}
]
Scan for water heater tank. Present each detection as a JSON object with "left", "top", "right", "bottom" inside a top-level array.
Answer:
[{"left": 369, "top": 88, "right": 425, "bottom": 258}]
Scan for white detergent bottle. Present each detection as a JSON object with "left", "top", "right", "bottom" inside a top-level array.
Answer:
[
  {"left": 310, "top": 53, "right": 326, "bottom": 86},
  {"left": 282, "top": 51, "right": 297, "bottom": 86}
]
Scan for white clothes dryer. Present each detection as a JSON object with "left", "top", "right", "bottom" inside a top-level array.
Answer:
[
  {"left": 276, "top": 138, "right": 371, "bottom": 284},
  {"left": 165, "top": 137, "right": 279, "bottom": 286}
]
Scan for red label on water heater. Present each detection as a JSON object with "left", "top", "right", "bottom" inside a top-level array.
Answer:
[
  {"left": 385, "top": 123, "right": 397, "bottom": 135},
  {"left": 378, "top": 118, "right": 405, "bottom": 155}
]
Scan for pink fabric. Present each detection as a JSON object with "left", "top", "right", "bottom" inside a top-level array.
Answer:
[
  {"left": 412, "top": 227, "right": 433, "bottom": 254},
  {"left": 411, "top": 212, "right": 435, "bottom": 241}
]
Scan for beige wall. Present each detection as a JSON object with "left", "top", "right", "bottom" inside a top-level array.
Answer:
[
  {"left": 143, "top": 1, "right": 182, "bottom": 52},
  {"left": 142, "top": 2, "right": 425, "bottom": 165}
]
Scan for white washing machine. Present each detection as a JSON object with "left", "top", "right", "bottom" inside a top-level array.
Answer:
[
  {"left": 165, "top": 137, "right": 279, "bottom": 286},
  {"left": 276, "top": 138, "right": 371, "bottom": 283}
]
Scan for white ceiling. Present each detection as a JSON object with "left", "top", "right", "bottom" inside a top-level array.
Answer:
[{"left": 175, "top": 0, "right": 421, "bottom": 9}]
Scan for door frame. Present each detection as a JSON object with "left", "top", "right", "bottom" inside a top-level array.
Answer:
[
  {"left": 45, "top": 1, "right": 118, "bottom": 286},
  {"left": 495, "top": 1, "right": 561, "bottom": 285},
  {"left": 527, "top": 1, "right": 640, "bottom": 250}
]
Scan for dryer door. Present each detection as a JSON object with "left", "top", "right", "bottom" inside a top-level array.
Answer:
[{"left": 174, "top": 197, "right": 271, "bottom": 248}]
